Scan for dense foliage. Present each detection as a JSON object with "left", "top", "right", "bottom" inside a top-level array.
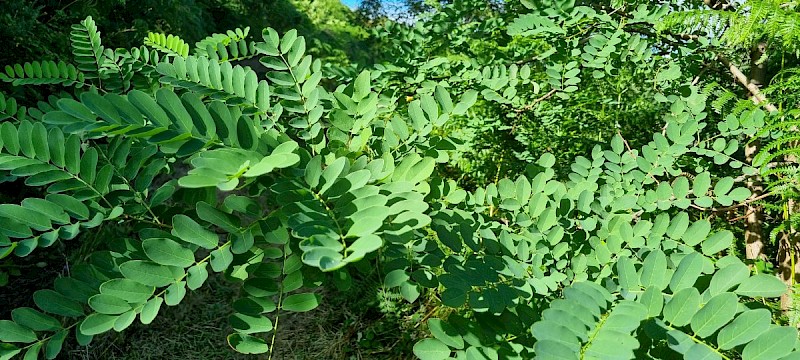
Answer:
[
  {"left": 0, "top": 0, "right": 366, "bottom": 76},
  {"left": 1, "top": 0, "right": 800, "bottom": 359}
]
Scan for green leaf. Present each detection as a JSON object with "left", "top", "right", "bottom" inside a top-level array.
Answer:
[
  {"left": 178, "top": 174, "right": 222, "bottom": 188},
  {"left": 670, "top": 252, "right": 703, "bottom": 292},
  {"left": 354, "top": 70, "right": 371, "bottom": 100},
  {"left": 533, "top": 340, "right": 577, "bottom": 360},
  {"left": 44, "top": 330, "right": 67, "bottom": 359},
  {"left": 702, "top": 230, "right": 733, "bottom": 255},
  {"left": 406, "top": 157, "right": 436, "bottom": 184},
  {"left": 0, "top": 343, "right": 21, "bottom": 360},
  {"left": 165, "top": 281, "right": 187, "bottom": 306},
  {"left": 171, "top": 214, "right": 219, "bottom": 249},
  {"left": 666, "top": 212, "right": 689, "bottom": 239},
  {"left": 21, "top": 198, "right": 68, "bottom": 225},
  {"left": 304, "top": 156, "right": 322, "bottom": 188},
  {"left": 640, "top": 249, "right": 667, "bottom": 290},
  {"left": 708, "top": 262, "right": 750, "bottom": 295},
  {"left": 319, "top": 157, "right": 347, "bottom": 194},
  {"left": 400, "top": 282, "right": 420, "bottom": 303},
  {"left": 143, "top": 238, "right": 195, "bottom": 267},
  {"left": 33, "top": 289, "right": 84, "bottom": 317},
  {"left": 279, "top": 29, "right": 297, "bottom": 54},
  {"left": 140, "top": 297, "right": 163, "bottom": 325},
  {"left": 684, "top": 343, "right": 721, "bottom": 360},
  {"left": 693, "top": 172, "right": 711, "bottom": 196},
  {"left": 195, "top": 201, "right": 240, "bottom": 233},
  {"left": 281, "top": 293, "right": 320, "bottom": 312},
  {"left": 99, "top": 279, "right": 154, "bottom": 303},
  {"left": 656, "top": 64, "right": 681, "bottom": 82},
  {"left": 22, "top": 342, "right": 41, "bottom": 360},
  {"left": 413, "top": 338, "right": 451, "bottom": 360},
  {"left": 229, "top": 313, "right": 273, "bottom": 334},
  {"left": 639, "top": 286, "right": 663, "bottom": 318},
  {"left": 113, "top": 310, "right": 137, "bottom": 332},
  {"left": 53, "top": 277, "right": 97, "bottom": 303},
  {"left": 728, "top": 187, "right": 751, "bottom": 202},
  {"left": 616, "top": 256, "right": 639, "bottom": 290},
  {"left": 233, "top": 297, "right": 276, "bottom": 315},
  {"left": 538, "top": 153, "right": 556, "bottom": 168},
  {"left": 427, "top": 318, "right": 464, "bottom": 350},
  {"left": 716, "top": 309, "right": 771, "bottom": 350},
  {"left": 128, "top": 90, "right": 169, "bottom": 127},
  {"left": 663, "top": 287, "right": 700, "bottom": 327},
  {"left": 742, "top": 327, "right": 797, "bottom": 360},
  {"left": 682, "top": 220, "right": 710, "bottom": 246},
  {"left": 227, "top": 333, "right": 269, "bottom": 354},
  {"left": 735, "top": 274, "right": 787, "bottom": 298},
  {"left": 74, "top": 325, "right": 92, "bottom": 346},
  {"left": 89, "top": 294, "right": 132, "bottom": 314},
  {"left": 690, "top": 292, "right": 737, "bottom": 338},
  {"left": 0, "top": 204, "right": 52, "bottom": 231},
  {"left": 713, "top": 177, "right": 734, "bottom": 197},
  {"left": 79, "top": 147, "right": 98, "bottom": 183},
  {"left": 243, "top": 153, "right": 300, "bottom": 177},
  {"left": 385, "top": 269, "right": 409, "bottom": 288},
  {"left": 63, "top": 134, "right": 81, "bottom": 174},
  {"left": 46, "top": 194, "right": 89, "bottom": 220},
  {"left": 79, "top": 314, "right": 118, "bottom": 336},
  {"left": 434, "top": 85, "right": 453, "bottom": 113},
  {"left": 11, "top": 308, "right": 61, "bottom": 331},
  {"left": 210, "top": 246, "right": 234, "bottom": 272},
  {"left": 187, "top": 263, "right": 209, "bottom": 290},
  {"left": 452, "top": 90, "right": 478, "bottom": 115},
  {"left": 119, "top": 260, "right": 179, "bottom": 287},
  {"left": 0, "top": 320, "right": 37, "bottom": 343},
  {"left": 156, "top": 88, "right": 192, "bottom": 131},
  {"left": 345, "top": 234, "right": 382, "bottom": 259}
]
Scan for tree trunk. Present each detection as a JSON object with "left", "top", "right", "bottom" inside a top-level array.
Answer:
[
  {"left": 743, "top": 140, "right": 765, "bottom": 260},
  {"left": 748, "top": 41, "right": 800, "bottom": 311},
  {"left": 744, "top": 43, "right": 767, "bottom": 262}
]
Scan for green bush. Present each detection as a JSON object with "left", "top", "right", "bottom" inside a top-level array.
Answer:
[{"left": 1, "top": 0, "right": 799, "bottom": 358}]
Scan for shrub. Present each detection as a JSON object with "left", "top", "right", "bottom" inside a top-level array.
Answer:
[{"left": 0, "top": 5, "right": 797, "bottom": 359}]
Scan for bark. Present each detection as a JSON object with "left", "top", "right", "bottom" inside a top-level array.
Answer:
[
  {"left": 778, "top": 231, "right": 800, "bottom": 311},
  {"left": 721, "top": 45, "right": 790, "bottom": 306},
  {"left": 719, "top": 46, "right": 772, "bottom": 265},
  {"left": 738, "top": 43, "right": 798, "bottom": 311},
  {"left": 743, "top": 139, "right": 765, "bottom": 260},
  {"left": 743, "top": 43, "right": 769, "bottom": 263}
]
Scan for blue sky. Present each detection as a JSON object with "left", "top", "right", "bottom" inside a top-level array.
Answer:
[{"left": 341, "top": 0, "right": 361, "bottom": 8}]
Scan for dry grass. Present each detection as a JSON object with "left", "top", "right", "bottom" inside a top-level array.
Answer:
[{"left": 55, "top": 273, "right": 418, "bottom": 360}]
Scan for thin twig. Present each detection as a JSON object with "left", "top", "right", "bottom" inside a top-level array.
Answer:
[
  {"left": 718, "top": 55, "right": 778, "bottom": 113},
  {"left": 514, "top": 89, "right": 558, "bottom": 113},
  {"left": 692, "top": 192, "right": 773, "bottom": 212}
]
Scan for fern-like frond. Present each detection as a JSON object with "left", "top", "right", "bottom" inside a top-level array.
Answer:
[
  {"left": 658, "top": 0, "right": 800, "bottom": 52},
  {"left": 194, "top": 27, "right": 258, "bottom": 62},
  {"left": 195, "top": 27, "right": 250, "bottom": 50},
  {"left": 199, "top": 39, "right": 259, "bottom": 63},
  {"left": 155, "top": 56, "right": 271, "bottom": 114},
  {"left": 144, "top": 32, "right": 190, "bottom": 58},
  {"left": 0, "top": 121, "right": 166, "bottom": 258},
  {"left": 1, "top": 61, "right": 86, "bottom": 87},
  {"left": 0, "top": 92, "right": 27, "bottom": 122},
  {"left": 70, "top": 16, "right": 105, "bottom": 79},
  {"left": 762, "top": 164, "right": 800, "bottom": 179},
  {"left": 40, "top": 89, "right": 260, "bottom": 153},
  {"left": 711, "top": 89, "right": 738, "bottom": 114},
  {"left": 657, "top": 9, "right": 735, "bottom": 38},
  {"left": 753, "top": 134, "right": 800, "bottom": 167}
]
